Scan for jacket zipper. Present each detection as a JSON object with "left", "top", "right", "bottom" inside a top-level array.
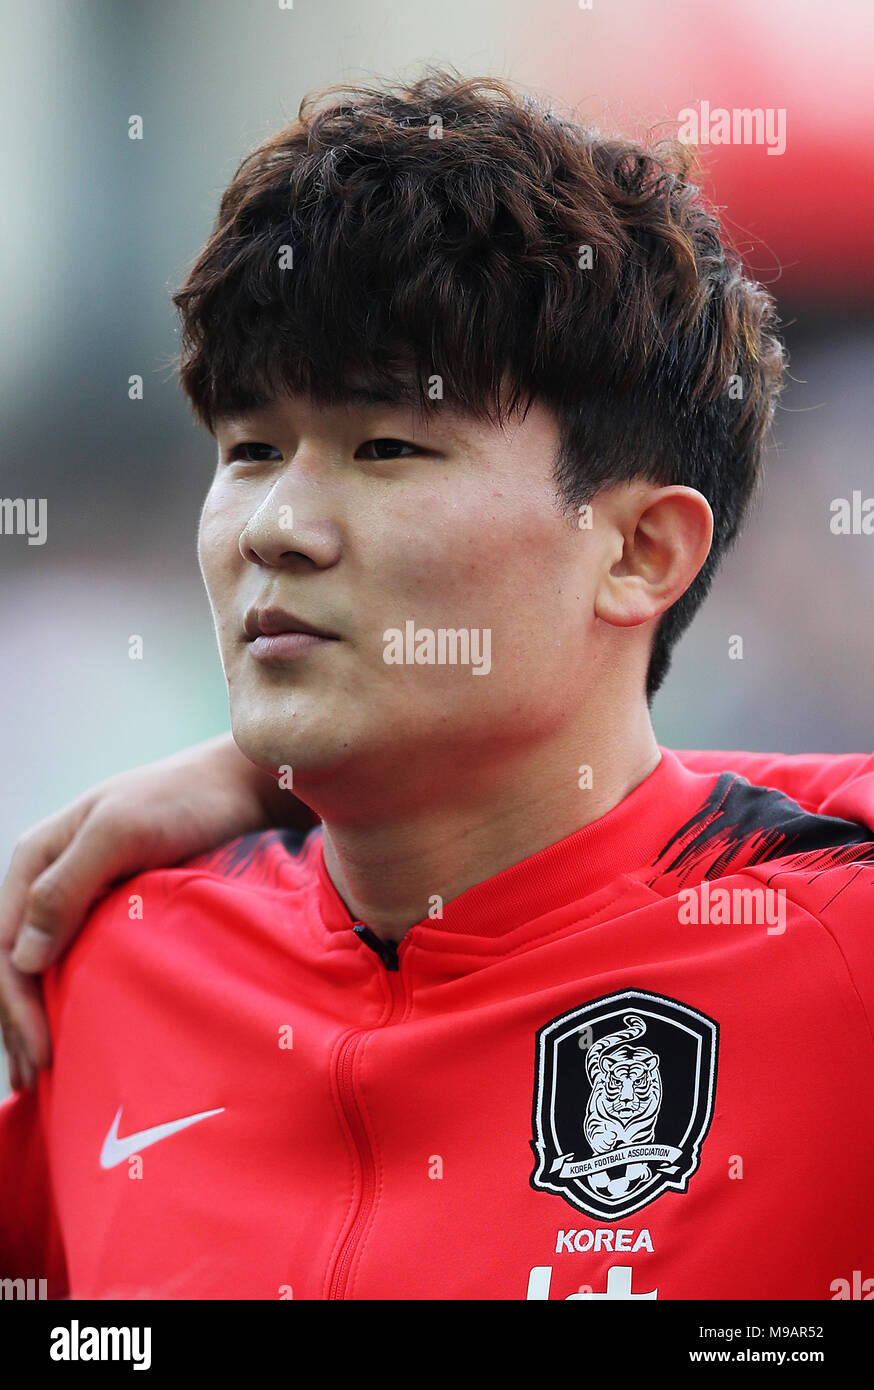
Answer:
[{"left": 326, "top": 922, "right": 408, "bottom": 1299}]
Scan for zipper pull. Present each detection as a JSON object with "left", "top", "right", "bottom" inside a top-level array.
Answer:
[{"left": 353, "top": 922, "right": 400, "bottom": 971}]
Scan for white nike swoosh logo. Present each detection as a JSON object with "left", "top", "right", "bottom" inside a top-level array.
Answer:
[{"left": 99, "top": 1105, "right": 225, "bottom": 1169}]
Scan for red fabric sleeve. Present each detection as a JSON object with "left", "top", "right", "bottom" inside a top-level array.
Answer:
[{"left": 0, "top": 1073, "right": 68, "bottom": 1297}]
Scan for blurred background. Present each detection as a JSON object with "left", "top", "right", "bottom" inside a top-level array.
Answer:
[{"left": 1, "top": 1, "right": 872, "bottom": 1092}]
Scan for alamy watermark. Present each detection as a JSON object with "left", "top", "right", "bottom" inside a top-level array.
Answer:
[
  {"left": 50, "top": 1320, "right": 151, "bottom": 1370},
  {"left": 0, "top": 497, "right": 47, "bottom": 545},
  {"left": 829, "top": 491, "right": 874, "bottom": 535},
  {"left": 678, "top": 881, "right": 786, "bottom": 935},
  {"left": 383, "top": 621, "right": 491, "bottom": 675},
  {"left": 678, "top": 103, "right": 787, "bottom": 156},
  {"left": 1, "top": 1276, "right": 47, "bottom": 1299}
]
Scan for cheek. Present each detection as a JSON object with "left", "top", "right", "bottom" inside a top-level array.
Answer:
[
  {"left": 377, "top": 500, "right": 582, "bottom": 715},
  {"left": 197, "top": 491, "right": 240, "bottom": 623},
  {"left": 406, "top": 497, "right": 573, "bottom": 625},
  {"left": 199, "top": 482, "right": 236, "bottom": 558}
]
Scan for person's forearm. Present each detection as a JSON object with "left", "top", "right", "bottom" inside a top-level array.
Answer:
[{"left": 1, "top": 728, "right": 320, "bottom": 1086}]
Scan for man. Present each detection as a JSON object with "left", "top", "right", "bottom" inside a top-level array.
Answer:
[{"left": 0, "top": 69, "right": 872, "bottom": 1300}]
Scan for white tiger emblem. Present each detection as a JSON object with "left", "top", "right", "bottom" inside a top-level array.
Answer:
[{"left": 583, "top": 1014, "right": 662, "bottom": 1200}]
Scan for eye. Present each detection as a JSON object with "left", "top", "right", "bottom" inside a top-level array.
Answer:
[
  {"left": 227, "top": 442, "right": 282, "bottom": 463},
  {"left": 355, "top": 438, "right": 420, "bottom": 460}
]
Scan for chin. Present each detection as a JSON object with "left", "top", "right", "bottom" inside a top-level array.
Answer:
[{"left": 228, "top": 701, "right": 344, "bottom": 782}]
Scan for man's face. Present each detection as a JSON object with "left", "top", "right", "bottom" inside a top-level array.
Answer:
[{"left": 199, "top": 387, "right": 602, "bottom": 813}]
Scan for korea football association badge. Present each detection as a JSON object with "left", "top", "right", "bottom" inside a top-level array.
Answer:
[{"left": 530, "top": 989, "right": 718, "bottom": 1220}]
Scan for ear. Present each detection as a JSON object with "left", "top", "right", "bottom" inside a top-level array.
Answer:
[{"left": 593, "top": 484, "right": 714, "bottom": 628}]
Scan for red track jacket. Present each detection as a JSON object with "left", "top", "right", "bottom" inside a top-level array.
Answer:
[{"left": 1, "top": 746, "right": 873, "bottom": 1300}]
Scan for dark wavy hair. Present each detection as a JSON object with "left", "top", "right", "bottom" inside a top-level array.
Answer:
[{"left": 171, "top": 67, "right": 786, "bottom": 700}]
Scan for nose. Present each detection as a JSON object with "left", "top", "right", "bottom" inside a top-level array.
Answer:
[{"left": 239, "top": 496, "right": 343, "bottom": 571}]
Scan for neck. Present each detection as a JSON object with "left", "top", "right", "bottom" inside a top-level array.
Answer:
[{"left": 317, "top": 706, "right": 661, "bottom": 943}]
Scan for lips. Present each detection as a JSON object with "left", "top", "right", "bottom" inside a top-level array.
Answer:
[{"left": 243, "top": 606, "right": 337, "bottom": 641}]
